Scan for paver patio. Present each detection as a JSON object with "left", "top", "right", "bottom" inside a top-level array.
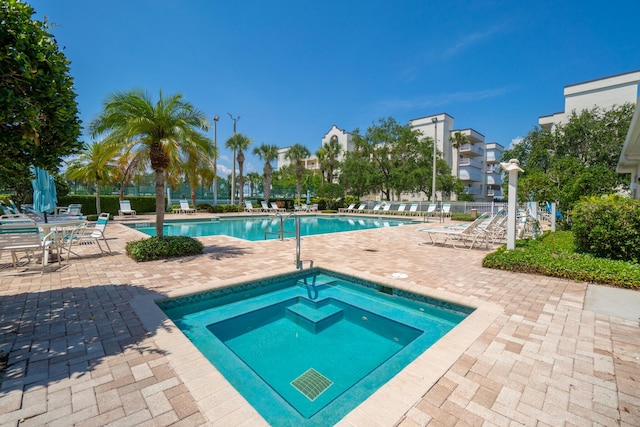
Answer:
[{"left": 0, "top": 213, "right": 638, "bottom": 426}]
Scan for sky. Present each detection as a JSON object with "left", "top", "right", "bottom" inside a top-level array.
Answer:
[{"left": 28, "top": 0, "right": 640, "bottom": 177}]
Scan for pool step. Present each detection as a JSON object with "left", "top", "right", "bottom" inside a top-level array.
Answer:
[
  {"left": 286, "top": 302, "right": 343, "bottom": 334},
  {"left": 296, "top": 274, "right": 337, "bottom": 288}
]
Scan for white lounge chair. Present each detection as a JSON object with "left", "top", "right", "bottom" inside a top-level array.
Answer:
[
  {"left": 0, "top": 220, "right": 57, "bottom": 267},
  {"left": 418, "top": 213, "right": 491, "bottom": 249},
  {"left": 408, "top": 204, "right": 419, "bottom": 216},
  {"left": 270, "top": 202, "right": 286, "bottom": 212},
  {"left": 173, "top": 200, "right": 196, "bottom": 214},
  {"left": 339, "top": 203, "right": 356, "bottom": 213},
  {"left": 118, "top": 200, "right": 136, "bottom": 218},
  {"left": 244, "top": 201, "right": 256, "bottom": 213},
  {"left": 426, "top": 204, "right": 436, "bottom": 217},
  {"left": 308, "top": 204, "right": 318, "bottom": 212},
  {"left": 368, "top": 204, "right": 382, "bottom": 214},
  {"left": 396, "top": 204, "right": 406, "bottom": 215},
  {"left": 381, "top": 204, "right": 391, "bottom": 214},
  {"left": 70, "top": 212, "right": 112, "bottom": 254},
  {"left": 353, "top": 204, "right": 367, "bottom": 213}
]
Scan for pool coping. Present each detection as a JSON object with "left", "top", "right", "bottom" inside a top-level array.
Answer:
[{"left": 130, "top": 264, "right": 503, "bottom": 426}]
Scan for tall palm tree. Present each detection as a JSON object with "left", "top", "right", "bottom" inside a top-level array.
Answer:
[
  {"left": 325, "top": 135, "right": 342, "bottom": 183},
  {"left": 246, "top": 171, "right": 261, "bottom": 196},
  {"left": 253, "top": 143, "right": 279, "bottom": 204},
  {"left": 285, "top": 143, "right": 310, "bottom": 203},
  {"left": 178, "top": 141, "right": 216, "bottom": 208},
  {"left": 89, "top": 89, "right": 209, "bottom": 237},
  {"left": 225, "top": 133, "right": 251, "bottom": 206},
  {"left": 113, "top": 147, "right": 146, "bottom": 201},
  {"left": 315, "top": 146, "right": 327, "bottom": 185},
  {"left": 449, "top": 131, "right": 468, "bottom": 179},
  {"left": 65, "top": 140, "right": 118, "bottom": 214}
]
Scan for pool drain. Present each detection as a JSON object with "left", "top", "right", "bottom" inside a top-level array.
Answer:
[{"left": 291, "top": 368, "right": 333, "bottom": 401}]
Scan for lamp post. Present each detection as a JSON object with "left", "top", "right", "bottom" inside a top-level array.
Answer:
[
  {"left": 213, "top": 115, "right": 219, "bottom": 206},
  {"left": 431, "top": 117, "right": 438, "bottom": 203},
  {"left": 500, "top": 158, "right": 524, "bottom": 250},
  {"left": 227, "top": 113, "right": 240, "bottom": 205}
]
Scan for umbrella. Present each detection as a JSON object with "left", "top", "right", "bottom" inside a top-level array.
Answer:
[
  {"left": 31, "top": 166, "right": 57, "bottom": 223},
  {"left": 306, "top": 189, "right": 311, "bottom": 205}
]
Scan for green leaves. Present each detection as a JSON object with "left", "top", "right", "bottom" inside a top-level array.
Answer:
[
  {"left": 125, "top": 236, "right": 204, "bottom": 262},
  {"left": 482, "top": 231, "right": 640, "bottom": 290}
]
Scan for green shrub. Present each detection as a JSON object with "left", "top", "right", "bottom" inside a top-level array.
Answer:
[
  {"left": 125, "top": 236, "right": 204, "bottom": 262},
  {"left": 482, "top": 231, "right": 640, "bottom": 290},
  {"left": 451, "top": 213, "right": 474, "bottom": 222},
  {"left": 571, "top": 196, "right": 640, "bottom": 263}
]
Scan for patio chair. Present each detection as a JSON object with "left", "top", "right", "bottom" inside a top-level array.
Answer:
[
  {"left": 353, "top": 204, "right": 367, "bottom": 213},
  {"left": 308, "top": 204, "right": 318, "bottom": 212},
  {"left": 368, "top": 204, "right": 382, "bottom": 214},
  {"left": 118, "top": 200, "right": 137, "bottom": 218},
  {"left": 442, "top": 204, "right": 451, "bottom": 216},
  {"left": 339, "top": 203, "right": 356, "bottom": 213},
  {"left": 260, "top": 201, "right": 276, "bottom": 212},
  {"left": 396, "top": 204, "right": 406, "bottom": 215},
  {"left": 408, "top": 204, "right": 419, "bottom": 216},
  {"left": 0, "top": 220, "right": 57, "bottom": 267},
  {"left": 70, "top": 213, "right": 112, "bottom": 254},
  {"left": 244, "top": 201, "right": 256, "bottom": 213},
  {"left": 426, "top": 204, "right": 436, "bottom": 217},
  {"left": 381, "top": 204, "right": 392, "bottom": 214},
  {"left": 174, "top": 200, "right": 196, "bottom": 214},
  {"left": 270, "top": 202, "right": 286, "bottom": 212},
  {"left": 418, "top": 213, "right": 491, "bottom": 249}
]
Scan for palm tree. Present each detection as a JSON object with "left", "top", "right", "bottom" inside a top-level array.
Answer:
[
  {"left": 90, "top": 89, "right": 209, "bottom": 237},
  {"left": 285, "top": 143, "right": 310, "bottom": 203},
  {"left": 253, "top": 143, "right": 279, "bottom": 204},
  {"left": 325, "top": 135, "right": 342, "bottom": 183},
  {"left": 449, "top": 131, "right": 469, "bottom": 179},
  {"left": 246, "top": 171, "right": 261, "bottom": 196},
  {"left": 315, "top": 146, "right": 327, "bottom": 185},
  {"left": 65, "top": 140, "right": 118, "bottom": 214},
  {"left": 225, "top": 133, "right": 251, "bottom": 207},
  {"left": 179, "top": 141, "right": 216, "bottom": 208},
  {"left": 113, "top": 148, "right": 146, "bottom": 201}
]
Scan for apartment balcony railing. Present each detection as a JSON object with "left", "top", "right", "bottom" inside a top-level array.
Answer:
[
  {"left": 458, "top": 166, "right": 483, "bottom": 182},
  {"left": 486, "top": 173, "right": 502, "bottom": 186},
  {"left": 458, "top": 157, "right": 484, "bottom": 169},
  {"left": 486, "top": 152, "right": 501, "bottom": 163},
  {"left": 487, "top": 188, "right": 503, "bottom": 197},
  {"left": 465, "top": 187, "right": 482, "bottom": 195},
  {"left": 459, "top": 143, "right": 484, "bottom": 157}
]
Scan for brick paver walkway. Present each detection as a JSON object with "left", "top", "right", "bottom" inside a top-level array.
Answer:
[{"left": 0, "top": 213, "right": 638, "bottom": 426}]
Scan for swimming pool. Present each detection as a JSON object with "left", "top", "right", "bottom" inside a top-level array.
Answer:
[
  {"left": 158, "top": 268, "right": 472, "bottom": 426},
  {"left": 127, "top": 215, "right": 414, "bottom": 241}
]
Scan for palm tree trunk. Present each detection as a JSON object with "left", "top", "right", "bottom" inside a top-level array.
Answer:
[
  {"left": 96, "top": 184, "right": 102, "bottom": 214},
  {"left": 155, "top": 169, "right": 165, "bottom": 237}
]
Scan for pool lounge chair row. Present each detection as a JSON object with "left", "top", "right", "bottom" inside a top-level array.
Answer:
[{"left": 417, "top": 209, "right": 507, "bottom": 249}]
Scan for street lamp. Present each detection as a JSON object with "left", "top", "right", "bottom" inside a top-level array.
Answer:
[
  {"left": 431, "top": 117, "right": 438, "bottom": 203},
  {"left": 213, "top": 115, "right": 219, "bottom": 206},
  {"left": 227, "top": 113, "right": 240, "bottom": 205}
]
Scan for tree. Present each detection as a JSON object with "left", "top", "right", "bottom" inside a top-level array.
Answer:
[
  {"left": 90, "top": 89, "right": 209, "bottom": 237},
  {"left": 449, "top": 131, "right": 468, "bottom": 179},
  {"left": 65, "top": 140, "right": 118, "bottom": 214},
  {"left": 246, "top": 172, "right": 261, "bottom": 196},
  {"left": 285, "top": 143, "right": 311, "bottom": 203},
  {"left": 253, "top": 143, "right": 279, "bottom": 203},
  {"left": 0, "top": 0, "right": 82, "bottom": 187},
  {"left": 177, "top": 141, "right": 216, "bottom": 208},
  {"left": 502, "top": 104, "right": 635, "bottom": 211},
  {"left": 324, "top": 135, "right": 342, "bottom": 183},
  {"left": 113, "top": 148, "right": 145, "bottom": 201},
  {"left": 315, "top": 146, "right": 328, "bottom": 185},
  {"left": 225, "top": 133, "right": 251, "bottom": 206}
]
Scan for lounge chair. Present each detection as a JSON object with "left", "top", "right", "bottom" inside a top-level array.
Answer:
[
  {"left": 426, "top": 204, "right": 436, "bottom": 217},
  {"left": 70, "top": 212, "right": 112, "bottom": 254},
  {"left": 339, "top": 203, "right": 356, "bottom": 213},
  {"left": 308, "top": 203, "right": 318, "bottom": 212},
  {"left": 354, "top": 204, "right": 367, "bottom": 213},
  {"left": 418, "top": 213, "right": 491, "bottom": 249},
  {"left": 260, "top": 201, "right": 275, "bottom": 212},
  {"left": 396, "top": 204, "right": 406, "bottom": 215},
  {"left": 381, "top": 204, "right": 391, "bottom": 214},
  {"left": 118, "top": 200, "right": 136, "bottom": 218},
  {"left": 173, "top": 200, "right": 196, "bottom": 214},
  {"left": 368, "top": 204, "right": 382, "bottom": 214},
  {"left": 408, "top": 204, "right": 419, "bottom": 216},
  {"left": 244, "top": 201, "right": 256, "bottom": 213},
  {"left": 270, "top": 202, "right": 286, "bottom": 212},
  {"left": 442, "top": 204, "right": 451, "bottom": 216},
  {"left": 0, "top": 220, "right": 57, "bottom": 267}
]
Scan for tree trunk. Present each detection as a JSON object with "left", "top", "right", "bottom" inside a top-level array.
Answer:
[{"left": 155, "top": 169, "right": 165, "bottom": 237}]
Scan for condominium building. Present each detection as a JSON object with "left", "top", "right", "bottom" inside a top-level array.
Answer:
[
  {"left": 539, "top": 69, "right": 640, "bottom": 130},
  {"left": 277, "top": 118, "right": 504, "bottom": 201}
]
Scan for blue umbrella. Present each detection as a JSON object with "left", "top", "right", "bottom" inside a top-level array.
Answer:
[
  {"left": 31, "top": 166, "right": 57, "bottom": 223},
  {"left": 306, "top": 189, "right": 311, "bottom": 205}
]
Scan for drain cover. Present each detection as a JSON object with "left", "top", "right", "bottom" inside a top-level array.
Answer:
[{"left": 291, "top": 368, "right": 333, "bottom": 401}]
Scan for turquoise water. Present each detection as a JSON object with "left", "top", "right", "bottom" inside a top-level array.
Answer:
[
  {"left": 158, "top": 269, "right": 471, "bottom": 426},
  {"left": 126, "top": 215, "right": 413, "bottom": 241}
]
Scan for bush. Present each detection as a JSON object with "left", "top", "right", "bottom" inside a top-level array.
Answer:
[
  {"left": 126, "top": 236, "right": 204, "bottom": 262},
  {"left": 482, "top": 231, "right": 640, "bottom": 290},
  {"left": 451, "top": 213, "right": 474, "bottom": 222},
  {"left": 571, "top": 196, "right": 640, "bottom": 263}
]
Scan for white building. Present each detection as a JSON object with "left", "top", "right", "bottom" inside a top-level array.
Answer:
[
  {"left": 617, "top": 98, "right": 640, "bottom": 199},
  {"left": 539, "top": 69, "right": 640, "bottom": 130}
]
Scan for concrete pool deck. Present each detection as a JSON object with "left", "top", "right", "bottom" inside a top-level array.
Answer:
[{"left": 0, "top": 213, "right": 638, "bottom": 426}]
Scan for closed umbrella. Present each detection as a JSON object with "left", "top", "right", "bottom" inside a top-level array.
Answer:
[{"left": 31, "top": 166, "right": 57, "bottom": 223}]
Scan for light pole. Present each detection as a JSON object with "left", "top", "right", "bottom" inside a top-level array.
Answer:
[
  {"left": 227, "top": 113, "right": 240, "bottom": 205},
  {"left": 431, "top": 117, "right": 438, "bottom": 203},
  {"left": 213, "top": 115, "right": 219, "bottom": 206}
]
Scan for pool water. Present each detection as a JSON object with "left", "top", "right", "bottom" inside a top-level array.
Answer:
[
  {"left": 158, "top": 269, "right": 472, "bottom": 426},
  {"left": 127, "top": 215, "right": 412, "bottom": 241}
]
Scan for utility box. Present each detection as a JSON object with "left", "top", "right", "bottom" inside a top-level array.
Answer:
[{"left": 470, "top": 209, "right": 478, "bottom": 219}]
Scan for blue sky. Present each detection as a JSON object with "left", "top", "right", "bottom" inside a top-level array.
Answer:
[{"left": 29, "top": 0, "right": 640, "bottom": 177}]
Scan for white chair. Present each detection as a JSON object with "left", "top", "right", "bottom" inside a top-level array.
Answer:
[
  {"left": 270, "top": 202, "right": 285, "bottom": 212},
  {"left": 418, "top": 213, "right": 491, "bottom": 249},
  {"left": 396, "top": 204, "right": 406, "bottom": 215},
  {"left": 175, "top": 200, "right": 196, "bottom": 214},
  {"left": 339, "top": 203, "right": 356, "bottom": 213},
  {"left": 118, "top": 200, "right": 136, "bottom": 218},
  {"left": 71, "top": 213, "right": 112, "bottom": 254},
  {"left": 0, "top": 220, "right": 57, "bottom": 267},
  {"left": 408, "top": 204, "right": 419, "bottom": 216},
  {"left": 244, "top": 201, "right": 255, "bottom": 213}
]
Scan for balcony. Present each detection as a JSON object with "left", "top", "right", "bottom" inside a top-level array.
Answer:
[
  {"left": 459, "top": 166, "right": 483, "bottom": 182},
  {"left": 465, "top": 187, "right": 482, "bottom": 195},
  {"left": 486, "top": 173, "right": 502, "bottom": 186},
  {"left": 487, "top": 188, "right": 503, "bottom": 197},
  {"left": 459, "top": 143, "right": 484, "bottom": 157},
  {"left": 458, "top": 157, "right": 484, "bottom": 169},
  {"left": 486, "top": 151, "right": 502, "bottom": 163}
]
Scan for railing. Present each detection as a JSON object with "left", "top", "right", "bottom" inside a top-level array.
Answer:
[
  {"left": 459, "top": 143, "right": 484, "bottom": 156},
  {"left": 264, "top": 211, "right": 297, "bottom": 241},
  {"left": 458, "top": 157, "right": 484, "bottom": 168}
]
